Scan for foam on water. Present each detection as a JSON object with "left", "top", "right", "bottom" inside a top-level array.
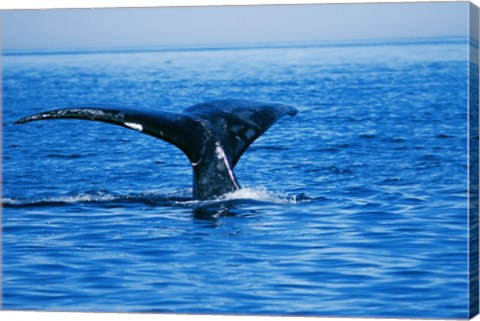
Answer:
[
  {"left": 2, "top": 192, "right": 120, "bottom": 207},
  {"left": 221, "top": 187, "right": 296, "bottom": 204}
]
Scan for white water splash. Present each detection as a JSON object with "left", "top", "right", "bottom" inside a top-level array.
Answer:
[
  {"left": 219, "top": 187, "right": 296, "bottom": 204},
  {"left": 171, "top": 187, "right": 302, "bottom": 207},
  {"left": 2, "top": 192, "right": 119, "bottom": 206},
  {"left": 63, "top": 193, "right": 120, "bottom": 203}
]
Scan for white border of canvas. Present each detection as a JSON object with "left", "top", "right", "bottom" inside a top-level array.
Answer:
[
  {"left": 0, "top": 1, "right": 478, "bottom": 321},
  {"left": 0, "top": 0, "right": 479, "bottom": 9}
]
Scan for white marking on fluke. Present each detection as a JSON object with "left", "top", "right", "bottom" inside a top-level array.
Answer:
[
  {"left": 191, "top": 157, "right": 203, "bottom": 167},
  {"left": 125, "top": 122, "right": 143, "bottom": 131},
  {"left": 215, "top": 142, "right": 240, "bottom": 189}
]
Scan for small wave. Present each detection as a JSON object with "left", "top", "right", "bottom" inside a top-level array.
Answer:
[
  {"left": 2, "top": 188, "right": 318, "bottom": 209},
  {"left": 436, "top": 133, "right": 456, "bottom": 139},
  {"left": 358, "top": 132, "right": 376, "bottom": 139},
  {"left": 248, "top": 145, "right": 289, "bottom": 152},
  {"left": 1, "top": 190, "right": 189, "bottom": 208},
  {"left": 2, "top": 192, "right": 122, "bottom": 208},
  {"left": 45, "top": 153, "right": 85, "bottom": 159}
]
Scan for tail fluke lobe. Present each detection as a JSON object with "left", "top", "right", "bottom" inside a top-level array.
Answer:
[
  {"left": 14, "top": 104, "right": 206, "bottom": 164},
  {"left": 184, "top": 99, "right": 298, "bottom": 167}
]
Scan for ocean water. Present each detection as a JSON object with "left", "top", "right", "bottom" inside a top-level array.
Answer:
[{"left": 2, "top": 38, "right": 472, "bottom": 318}]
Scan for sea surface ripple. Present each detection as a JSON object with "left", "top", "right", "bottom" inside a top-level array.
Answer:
[{"left": 2, "top": 38, "right": 471, "bottom": 318}]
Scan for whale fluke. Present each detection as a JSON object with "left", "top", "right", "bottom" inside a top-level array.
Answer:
[{"left": 15, "top": 99, "right": 298, "bottom": 200}]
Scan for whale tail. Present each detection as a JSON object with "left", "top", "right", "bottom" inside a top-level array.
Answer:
[{"left": 15, "top": 99, "right": 298, "bottom": 199}]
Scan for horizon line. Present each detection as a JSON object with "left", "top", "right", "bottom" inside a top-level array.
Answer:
[{"left": 1, "top": 35, "right": 468, "bottom": 57}]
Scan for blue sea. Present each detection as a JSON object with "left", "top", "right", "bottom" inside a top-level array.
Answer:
[{"left": 2, "top": 38, "right": 472, "bottom": 318}]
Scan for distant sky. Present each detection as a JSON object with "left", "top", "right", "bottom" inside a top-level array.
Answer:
[{"left": 1, "top": 2, "right": 470, "bottom": 51}]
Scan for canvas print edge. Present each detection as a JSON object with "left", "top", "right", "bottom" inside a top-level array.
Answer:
[
  {"left": 469, "top": 2, "right": 480, "bottom": 319},
  {"left": 1, "top": 1, "right": 478, "bottom": 319}
]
